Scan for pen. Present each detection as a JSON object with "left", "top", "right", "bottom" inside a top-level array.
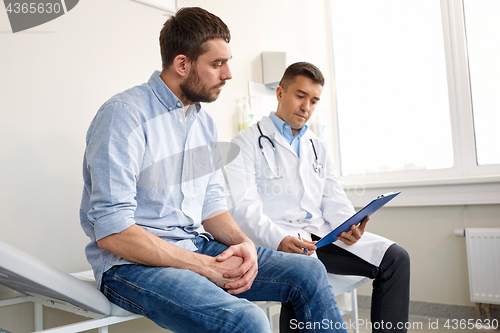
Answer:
[{"left": 298, "top": 233, "right": 308, "bottom": 255}]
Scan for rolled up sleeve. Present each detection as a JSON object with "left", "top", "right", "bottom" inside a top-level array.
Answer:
[
  {"left": 201, "top": 168, "right": 228, "bottom": 220},
  {"left": 84, "top": 102, "right": 145, "bottom": 241}
]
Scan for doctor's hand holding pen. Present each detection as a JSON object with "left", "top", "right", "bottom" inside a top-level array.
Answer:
[
  {"left": 277, "top": 216, "right": 370, "bottom": 254},
  {"left": 277, "top": 234, "right": 317, "bottom": 256}
]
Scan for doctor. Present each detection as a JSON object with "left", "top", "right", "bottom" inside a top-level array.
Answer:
[{"left": 230, "top": 62, "right": 410, "bottom": 333}]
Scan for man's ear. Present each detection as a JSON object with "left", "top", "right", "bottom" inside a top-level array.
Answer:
[
  {"left": 276, "top": 85, "right": 284, "bottom": 102},
  {"left": 172, "top": 54, "right": 190, "bottom": 77}
]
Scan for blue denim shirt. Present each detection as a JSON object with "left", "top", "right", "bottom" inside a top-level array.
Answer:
[
  {"left": 268, "top": 111, "right": 308, "bottom": 157},
  {"left": 80, "top": 71, "right": 227, "bottom": 288}
]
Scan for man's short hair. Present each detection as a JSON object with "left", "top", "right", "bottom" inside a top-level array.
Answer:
[
  {"left": 279, "top": 62, "right": 325, "bottom": 91},
  {"left": 159, "top": 7, "right": 231, "bottom": 68}
]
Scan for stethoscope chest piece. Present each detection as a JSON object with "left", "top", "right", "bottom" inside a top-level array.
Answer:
[
  {"left": 257, "top": 121, "right": 322, "bottom": 179},
  {"left": 309, "top": 138, "right": 322, "bottom": 176},
  {"left": 313, "top": 159, "right": 323, "bottom": 176}
]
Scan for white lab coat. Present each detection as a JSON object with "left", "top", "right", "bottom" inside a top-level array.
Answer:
[{"left": 228, "top": 116, "right": 394, "bottom": 295}]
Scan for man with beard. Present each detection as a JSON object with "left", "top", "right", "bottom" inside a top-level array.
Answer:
[{"left": 80, "top": 7, "right": 347, "bottom": 333}]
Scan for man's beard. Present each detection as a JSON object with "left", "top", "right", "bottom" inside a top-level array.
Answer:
[{"left": 180, "top": 66, "right": 223, "bottom": 104}]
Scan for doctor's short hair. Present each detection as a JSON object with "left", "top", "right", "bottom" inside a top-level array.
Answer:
[
  {"left": 279, "top": 62, "right": 325, "bottom": 91},
  {"left": 159, "top": 7, "right": 231, "bottom": 69}
]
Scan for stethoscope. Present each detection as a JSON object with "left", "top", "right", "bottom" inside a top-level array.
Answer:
[{"left": 257, "top": 121, "right": 323, "bottom": 179}]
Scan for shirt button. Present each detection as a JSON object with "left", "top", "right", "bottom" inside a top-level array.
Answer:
[
  {"left": 179, "top": 118, "right": 184, "bottom": 123},
  {"left": 169, "top": 106, "right": 173, "bottom": 111},
  {"left": 182, "top": 182, "right": 187, "bottom": 186},
  {"left": 177, "top": 102, "right": 181, "bottom": 107}
]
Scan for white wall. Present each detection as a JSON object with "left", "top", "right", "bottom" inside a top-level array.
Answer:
[
  {"left": 355, "top": 204, "right": 500, "bottom": 306},
  {"left": 1, "top": 1, "right": 498, "bottom": 332}
]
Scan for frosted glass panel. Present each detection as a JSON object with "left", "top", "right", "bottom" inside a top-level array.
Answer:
[
  {"left": 464, "top": 0, "right": 500, "bottom": 166},
  {"left": 330, "top": 0, "right": 454, "bottom": 176}
]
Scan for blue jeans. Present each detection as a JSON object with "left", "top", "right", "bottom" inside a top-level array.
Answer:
[{"left": 101, "top": 237, "right": 347, "bottom": 333}]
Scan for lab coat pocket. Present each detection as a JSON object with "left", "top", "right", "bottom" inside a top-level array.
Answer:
[{"left": 302, "top": 166, "right": 326, "bottom": 200}]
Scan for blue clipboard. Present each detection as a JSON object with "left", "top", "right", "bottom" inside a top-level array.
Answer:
[{"left": 315, "top": 191, "right": 401, "bottom": 248}]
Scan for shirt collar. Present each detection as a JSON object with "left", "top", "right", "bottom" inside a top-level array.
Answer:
[
  {"left": 268, "top": 111, "right": 308, "bottom": 140},
  {"left": 148, "top": 70, "right": 201, "bottom": 113}
]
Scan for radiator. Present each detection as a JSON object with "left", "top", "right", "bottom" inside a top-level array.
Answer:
[{"left": 465, "top": 228, "right": 500, "bottom": 305}]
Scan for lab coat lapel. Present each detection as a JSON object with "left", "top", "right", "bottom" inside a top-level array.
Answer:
[
  {"left": 298, "top": 131, "right": 315, "bottom": 205},
  {"left": 259, "top": 116, "right": 298, "bottom": 158},
  {"left": 299, "top": 132, "right": 315, "bottom": 174},
  {"left": 260, "top": 116, "right": 309, "bottom": 208}
]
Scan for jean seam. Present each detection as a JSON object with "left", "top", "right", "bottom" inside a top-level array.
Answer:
[
  {"left": 148, "top": 287, "right": 256, "bottom": 332},
  {"left": 108, "top": 268, "right": 254, "bottom": 333},
  {"left": 103, "top": 285, "right": 148, "bottom": 317},
  {"left": 109, "top": 269, "right": 146, "bottom": 291},
  {"left": 253, "top": 276, "right": 315, "bottom": 331}
]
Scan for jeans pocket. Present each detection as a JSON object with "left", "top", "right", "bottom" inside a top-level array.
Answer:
[{"left": 102, "top": 285, "right": 148, "bottom": 317}]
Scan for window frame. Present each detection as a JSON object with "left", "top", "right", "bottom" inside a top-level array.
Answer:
[{"left": 328, "top": 0, "right": 500, "bottom": 206}]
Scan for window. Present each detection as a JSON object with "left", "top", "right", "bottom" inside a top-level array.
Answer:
[
  {"left": 330, "top": 0, "right": 453, "bottom": 177},
  {"left": 328, "top": 0, "right": 500, "bottom": 206},
  {"left": 463, "top": 0, "right": 500, "bottom": 166},
  {"left": 329, "top": 0, "right": 500, "bottom": 184}
]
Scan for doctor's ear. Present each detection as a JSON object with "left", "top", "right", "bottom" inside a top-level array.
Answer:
[
  {"left": 276, "top": 86, "right": 284, "bottom": 101},
  {"left": 172, "top": 54, "right": 190, "bottom": 77}
]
